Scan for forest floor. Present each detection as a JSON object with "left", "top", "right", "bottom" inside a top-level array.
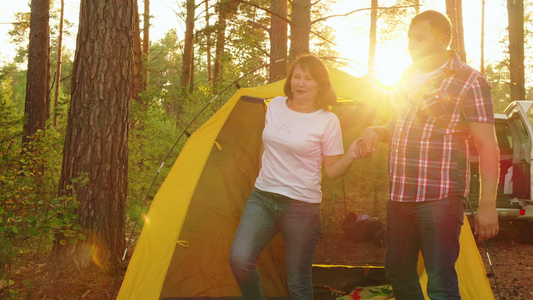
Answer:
[
  {"left": 1, "top": 221, "right": 532, "bottom": 300},
  {"left": 478, "top": 221, "right": 533, "bottom": 300}
]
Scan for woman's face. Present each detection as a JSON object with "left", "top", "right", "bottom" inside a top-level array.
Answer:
[{"left": 290, "top": 64, "right": 319, "bottom": 103}]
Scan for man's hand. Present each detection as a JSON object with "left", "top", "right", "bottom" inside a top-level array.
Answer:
[
  {"left": 354, "top": 127, "right": 380, "bottom": 157},
  {"left": 474, "top": 201, "right": 499, "bottom": 242},
  {"left": 469, "top": 122, "right": 500, "bottom": 243}
]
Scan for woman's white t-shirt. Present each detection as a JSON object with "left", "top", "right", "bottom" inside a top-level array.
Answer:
[{"left": 254, "top": 96, "right": 344, "bottom": 203}]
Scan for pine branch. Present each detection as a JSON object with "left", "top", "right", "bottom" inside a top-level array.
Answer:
[{"left": 312, "top": 4, "right": 420, "bottom": 25}]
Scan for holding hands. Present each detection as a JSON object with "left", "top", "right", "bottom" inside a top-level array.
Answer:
[
  {"left": 354, "top": 127, "right": 380, "bottom": 158},
  {"left": 323, "top": 126, "right": 383, "bottom": 179}
]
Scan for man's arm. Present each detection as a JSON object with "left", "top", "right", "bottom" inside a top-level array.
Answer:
[{"left": 469, "top": 121, "right": 500, "bottom": 242}]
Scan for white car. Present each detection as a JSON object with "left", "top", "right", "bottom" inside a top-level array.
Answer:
[{"left": 468, "top": 101, "right": 533, "bottom": 243}]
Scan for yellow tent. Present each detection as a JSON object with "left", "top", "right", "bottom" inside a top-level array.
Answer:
[{"left": 117, "top": 68, "right": 494, "bottom": 299}]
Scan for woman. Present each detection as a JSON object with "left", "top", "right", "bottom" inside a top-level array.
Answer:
[{"left": 229, "top": 54, "right": 359, "bottom": 300}]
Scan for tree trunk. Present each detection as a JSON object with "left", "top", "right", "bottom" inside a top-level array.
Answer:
[
  {"left": 507, "top": 0, "right": 525, "bottom": 100},
  {"left": 445, "top": 0, "right": 466, "bottom": 62},
  {"left": 132, "top": 0, "right": 144, "bottom": 103},
  {"left": 480, "top": 0, "right": 485, "bottom": 75},
  {"left": 289, "top": 0, "right": 311, "bottom": 60},
  {"left": 205, "top": 0, "right": 212, "bottom": 83},
  {"left": 213, "top": 15, "right": 226, "bottom": 88},
  {"left": 53, "top": 0, "right": 64, "bottom": 128},
  {"left": 23, "top": 0, "right": 50, "bottom": 145},
  {"left": 368, "top": 0, "right": 378, "bottom": 75},
  {"left": 53, "top": 0, "right": 134, "bottom": 275},
  {"left": 190, "top": 54, "right": 195, "bottom": 91},
  {"left": 269, "top": 0, "right": 287, "bottom": 82},
  {"left": 214, "top": 0, "right": 239, "bottom": 90},
  {"left": 455, "top": 0, "right": 466, "bottom": 62},
  {"left": 181, "top": 0, "right": 195, "bottom": 93},
  {"left": 143, "top": 0, "right": 150, "bottom": 86}
]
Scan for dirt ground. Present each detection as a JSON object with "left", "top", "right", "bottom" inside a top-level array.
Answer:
[
  {"left": 2, "top": 221, "right": 532, "bottom": 300},
  {"left": 479, "top": 222, "right": 533, "bottom": 300}
]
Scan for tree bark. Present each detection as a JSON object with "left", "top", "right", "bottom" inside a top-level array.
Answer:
[
  {"left": 507, "top": 0, "right": 525, "bottom": 100},
  {"left": 205, "top": 0, "right": 212, "bottom": 83},
  {"left": 480, "top": 0, "right": 485, "bottom": 75},
  {"left": 368, "top": 0, "right": 378, "bottom": 75},
  {"left": 23, "top": 0, "right": 50, "bottom": 145},
  {"left": 269, "top": 0, "right": 287, "bottom": 82},
  {"left": 181, "top": 0, "right": 195, "bottom": 93},
  {"left": 445, "top": 0, "right": 466, "bottom": 62},
  {"left": 455, "top": 0, "right": 466, "bottom": 62},
  {"left": 53, "top": 0, "right": 134, "bottom": 274},
  {"left": 132, "top": 0, "right": 144, "bottom": 103},
  {"left": 53, "top": 0, "right": 64, "bottom": 128},
  {"left": 289, "top": 0, "right": 311, "bottom": 60},
  {"left": 213, "top": 16, "right": 226, "bottom": 87},
  {"left": 143, "top": 0, "right": 150, "bottom": 86}
]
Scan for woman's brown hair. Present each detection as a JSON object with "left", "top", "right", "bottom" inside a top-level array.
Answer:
[{"left": 283, "top": 54, "right": 337, "bottom": 109}]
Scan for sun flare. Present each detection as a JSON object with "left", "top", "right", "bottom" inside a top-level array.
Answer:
[
  {"left": 327, "top": 2, "right": 412, "bottom": 88},
  {"left": 373, "top": 47, "right": 411, "bottom": 87}
]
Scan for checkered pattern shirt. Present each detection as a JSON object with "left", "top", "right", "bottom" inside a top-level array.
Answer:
[{"left": 389, "top": 51, "right": 494, "bottom": 202}]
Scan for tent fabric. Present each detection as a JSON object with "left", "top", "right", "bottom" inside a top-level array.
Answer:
[
  {"left": 117, "top": 68, "right": 494, "bottom": 299},
  {"left": 418, "top": 218, "right": 495, "bottom": 300},
  {"left": 118, "top": 90, "right": 290, "bottom": 299},
  {"left": 159, "top": 96, "right": 287, "bottom": 298}
]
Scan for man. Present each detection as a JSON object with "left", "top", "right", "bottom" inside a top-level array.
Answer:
[{"left": 356, "top": 10, "right": 500, "bottom": 300}]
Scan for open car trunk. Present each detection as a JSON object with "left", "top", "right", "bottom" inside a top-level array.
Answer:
[
  {"left": 468, "top": 101, "right": 533, "bottom": 216},
  {"left": 468, "top": 101, "right": 533, "bottom": 244}
]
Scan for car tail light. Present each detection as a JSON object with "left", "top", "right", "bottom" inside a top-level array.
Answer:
[{"left": 520, "top": 209, "right": 525, "bottom": 216}]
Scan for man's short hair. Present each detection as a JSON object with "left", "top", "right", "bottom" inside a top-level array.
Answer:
[{"left": 411, "top": 10, "right": 452, "bottom": 44}]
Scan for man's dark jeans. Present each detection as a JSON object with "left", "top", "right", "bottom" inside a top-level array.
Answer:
[{"left": 385, "top": 197, "right": 465, "bottom": 300}]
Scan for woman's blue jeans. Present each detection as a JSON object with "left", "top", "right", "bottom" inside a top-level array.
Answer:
[
  {"left": 385, "top": 197, "right": 465, "bottom": 300},
  {"left": 229, "top": 188, "right": 322, "bottom": 300}
]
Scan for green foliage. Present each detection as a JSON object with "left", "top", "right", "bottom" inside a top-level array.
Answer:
[
  {"left": 127, "top": 89, "right": 184, "bottom": 222},
  {"left": 484, "top": 62, "right": 512, "bottom": 113},
  {"left": 0, "top": 64, "right": 81, "bottom": 292},
  {"left": 8, "top": 12, "right": 31, "bottom": 65},
  {"left": 0, "top": 129, "right": 83, "bottom": 283},
  {"left": 310, "top": 0, "right": 340, "bottom": 58},
  {"left": 377, "top": 0, "right": 419, "bottom": 42},
  {"left": 146, "top": 31, "right": 183, "bottom": 112},
  {"left": 0, "top": 63, "right": 26, "bottom": 116},
  {"left": 0, "top": 76, "right": 22, "bottom": 141},
  {"left": 226, "top": 2, "right": 269, "bottom": 77},
  {"left": 489, "top": 1, "right": 533, "bottom": 107}
]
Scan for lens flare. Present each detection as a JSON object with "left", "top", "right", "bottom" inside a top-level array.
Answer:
[
  {"left": 142, "top": 213, "right": 151, "bottom": 226},
  {"left": 91, "top": 242, "right": 104, "bottom": 269}
]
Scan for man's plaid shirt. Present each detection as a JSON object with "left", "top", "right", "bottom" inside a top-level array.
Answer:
[{"left": 389, "top": 51, "right": 494, "bottom": 202}]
